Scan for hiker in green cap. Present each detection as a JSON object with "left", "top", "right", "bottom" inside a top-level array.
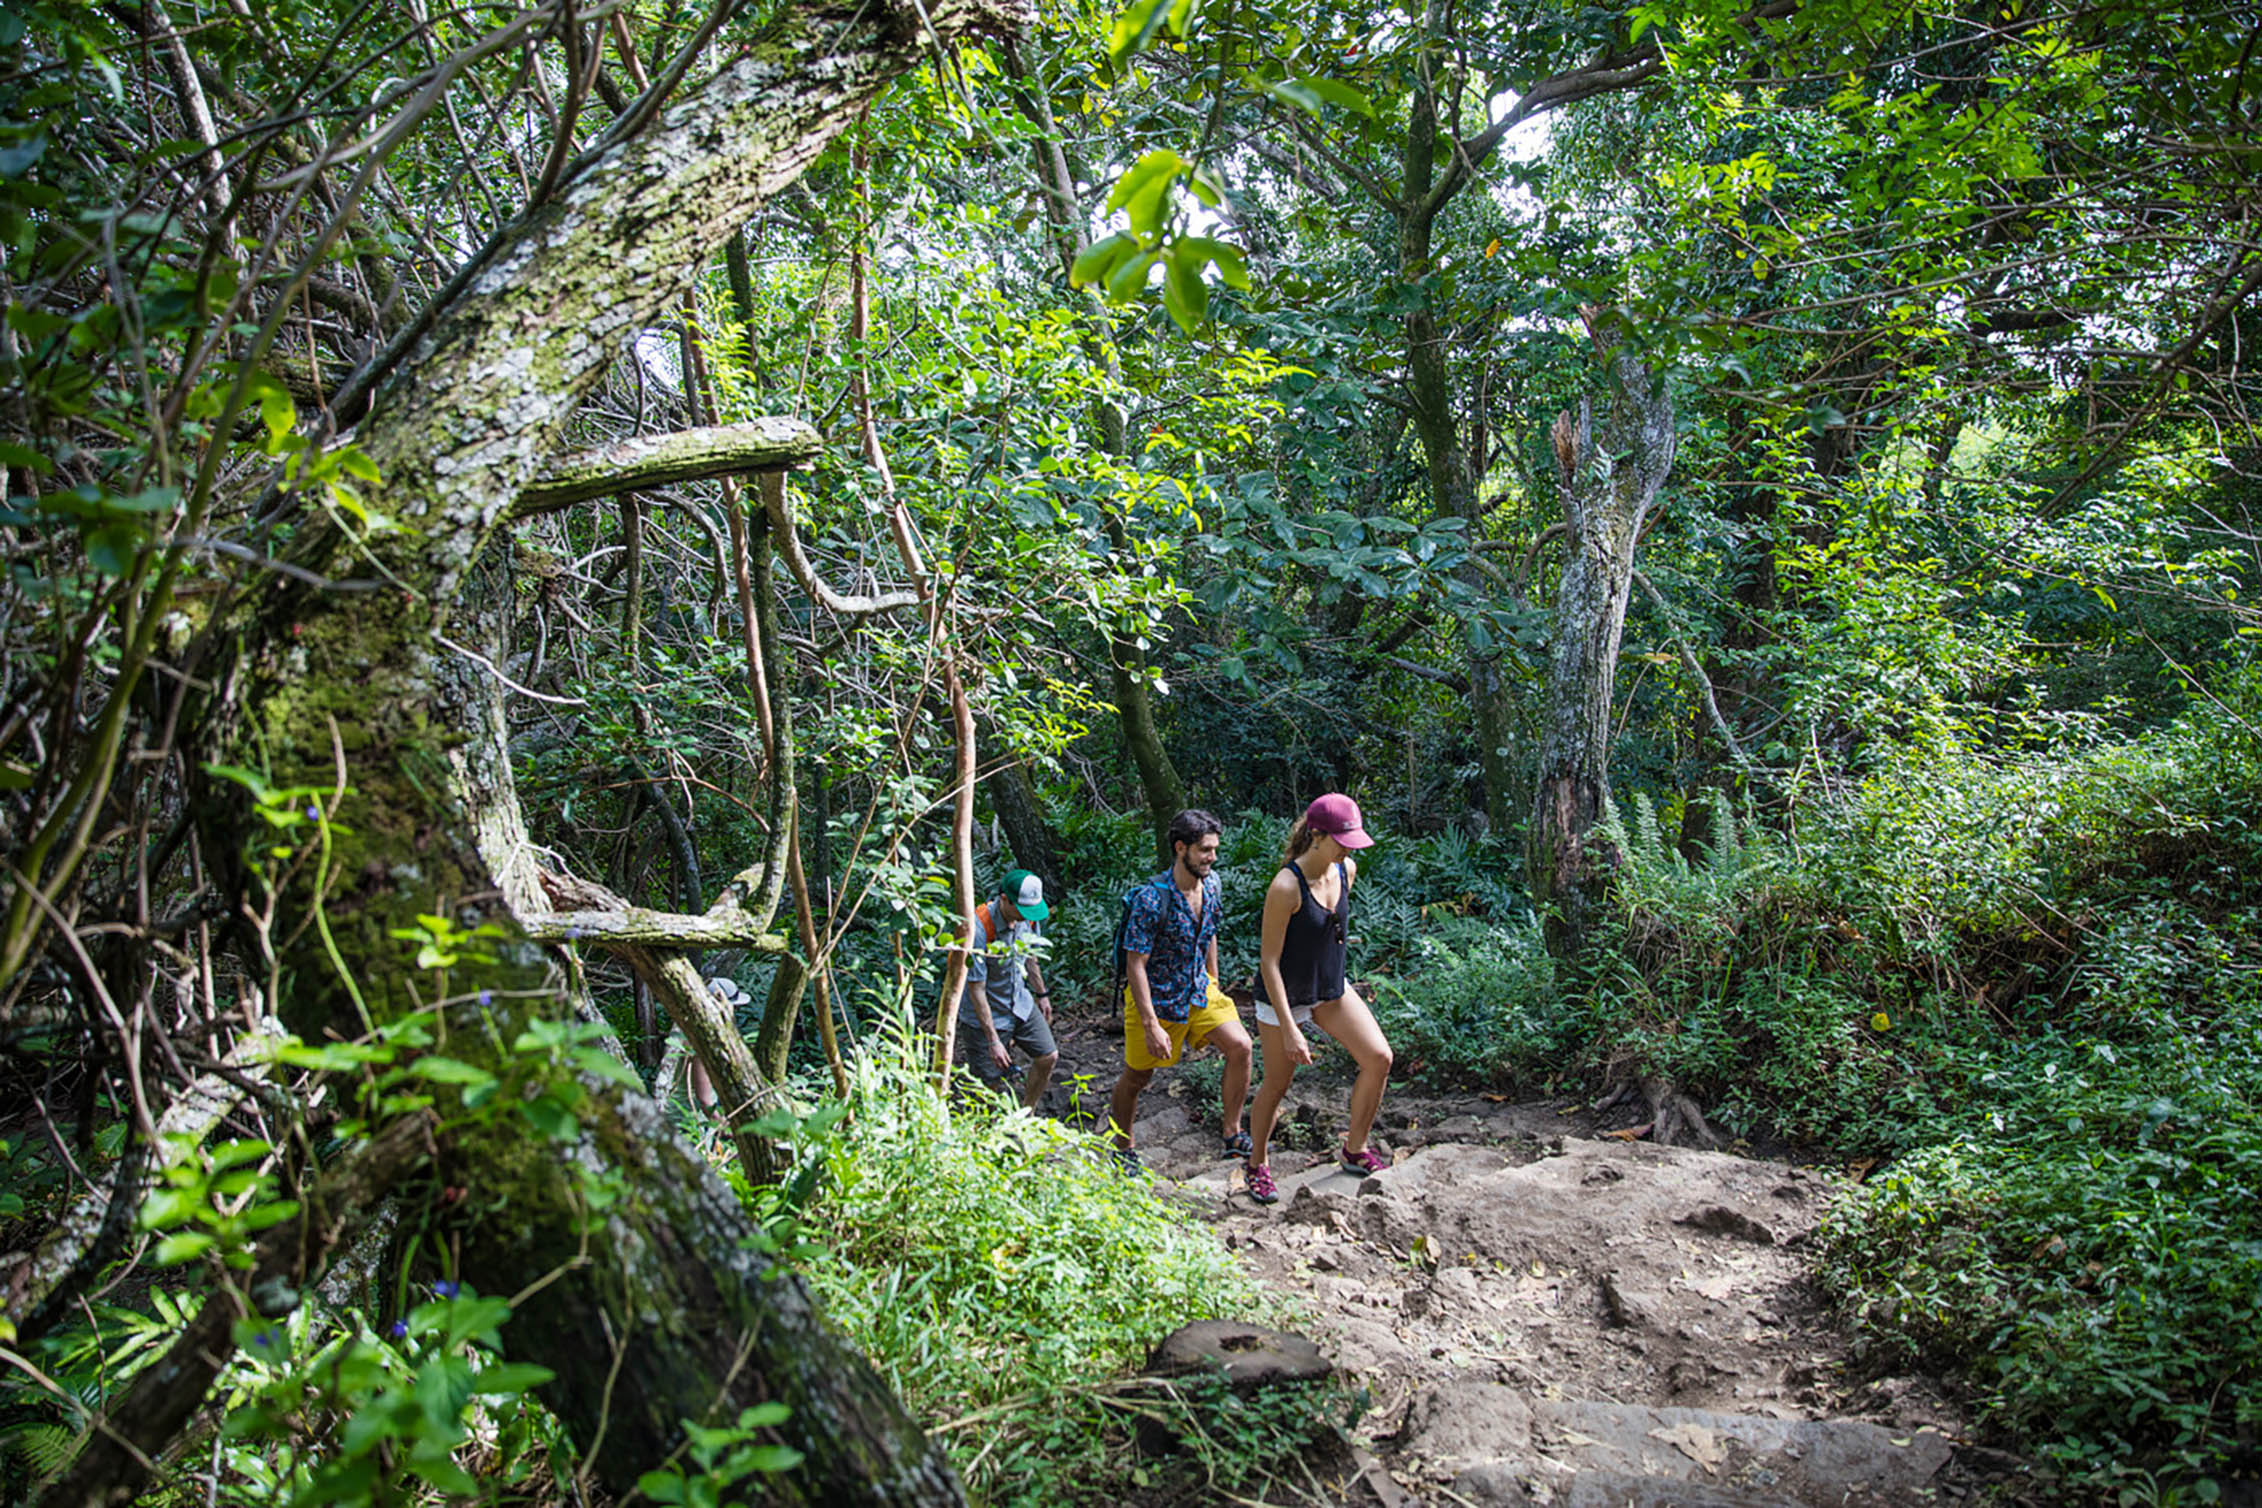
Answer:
[{"left": 956, "top": 867, "right": 1059, "bottom": 1109}]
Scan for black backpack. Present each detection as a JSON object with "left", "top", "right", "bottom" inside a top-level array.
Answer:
[{"left": 1109, "top": 871, "right": 1174, "bottom": 1001}]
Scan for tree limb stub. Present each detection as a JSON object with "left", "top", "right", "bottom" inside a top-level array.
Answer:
[
  {"left": 765, "top": 470, "right": 923, "bottom": 617},
  {"left": 512, "top": 418, "right": 823, "bottom": 519},
  {"left": 520, "top": 909, "right": 790, "bottom": 948},
  {"left": 530, "top": 869, "right": 787, "bottom": 950}
]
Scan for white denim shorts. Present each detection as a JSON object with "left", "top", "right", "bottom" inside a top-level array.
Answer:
[{"left": 1254, "top": 995, "right": 1316, "bottom": 1029}]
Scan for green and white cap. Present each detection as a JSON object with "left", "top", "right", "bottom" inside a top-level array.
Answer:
[{"left": 1003, "top": 868, "right": 1048, "bottom": 921}]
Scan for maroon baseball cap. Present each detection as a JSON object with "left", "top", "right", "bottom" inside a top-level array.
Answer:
[{"left": 1304, "top": 793, "right": 1374, "bottom": 848}]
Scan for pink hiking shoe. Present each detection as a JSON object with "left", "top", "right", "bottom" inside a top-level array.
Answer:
[{"left": 1339, "top": 1145, "right": 1386, "bottom": 1177}]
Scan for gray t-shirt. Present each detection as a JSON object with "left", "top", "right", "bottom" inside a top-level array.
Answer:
[{"left": 965, "top": 902, "right": 1043, "bottom": 1023}]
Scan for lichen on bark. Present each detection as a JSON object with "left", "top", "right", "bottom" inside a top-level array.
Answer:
[{"left": 1525, "top": 340, "right": 1676, "bottom": 958}]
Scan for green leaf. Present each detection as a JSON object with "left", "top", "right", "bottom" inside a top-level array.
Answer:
[
  {"left": 1104, "top": 149, "right": 1185, "bottom": 217},
  {"left": 414, "top": 1355, "right": 477, "bottom": 1432},
  {"left": 0, "top": 441, "right": 52, "bottom": 475},
  {"left": 1288, "top": 75, "right": 1374, "bottom": 116},
  {"left": 206, "top": 1138, "right": 272, "bottom": 1171},
  {"left": 409, "top": 1055, "right": 497, "bottom": 1088},
  {"left": 571, "top": 1046, "right": 644, "bottom": 1089},
  {"left": 473, "top": 1362, "right": 555, "bottom": 1397},
  {"left": 407, "top": 1456, "right": 480, "bottom": 1498},
  {"left": 0, "top": 130, "right": 46, "bottom": 178},
  {"left": 153, "top": 1231, "right": 216, "bottom": 1265},
  {"left": 638, "top": 1470, "right": 689, "bottom": 1505},
  {"left": 1177, "top": 236, "right": 1248, "bottom": 290},
  {"left": 140, "top": 1187, "right": 203, "bottom": 1230},
  {"left": 1106, "top": 0, "right": 1174, "bottom": 67},
  {"left": 519, "top": 1094, "right": 580, "bottom": 1142},
  {"left": 1163, "top": 246, "right": 1209, "bottom": 331},
  {"left": 1104, "top": 249, "right": 1157, "bottom": 302},
  {"left": 238, "top": 1199, "right": 300, "bottom": 1232},
  {"left": 740, "top": 1445, "right": 806, "bottom": 1474},
  {"left": 83, "top": 521, "right": 141, "bottom": 575}
]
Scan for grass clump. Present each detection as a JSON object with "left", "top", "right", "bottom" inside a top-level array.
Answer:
[{"left": 792, "top": 1030, "right": 1346, "bottom": 1505}]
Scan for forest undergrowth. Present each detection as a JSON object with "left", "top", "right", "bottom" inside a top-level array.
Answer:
[
  {"left": 1395, "top": 664, "right": 2262, "bottom": 1502},
  {"left": 933, "top": 666, "right": 2262, "bottom": 1499}
]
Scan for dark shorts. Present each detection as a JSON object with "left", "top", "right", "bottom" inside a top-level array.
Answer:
[{"left": 957, "top": 1006, "right": 1057, "bottom": 1083}]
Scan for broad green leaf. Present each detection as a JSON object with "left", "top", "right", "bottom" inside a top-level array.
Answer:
[
  {"left": 140, "top": 1186, "right": 203, "bottom": 1229},
  {"left": 409, "top": 1055, "right": 496, "bottom": 1087},
  {"left": 153, "top": 1231, "right": 216, "bottom": 1265},
  {"left": 1106, "top": 0, "right": 1174, "bottom": 67},
  {"left": 474, "top": 1362, "right": 556, "bottom": 1396},
  {"left": 207, "top": 1138, "right": 272, "bottom": 1171},
  {"left": 520, "top": 1094, "right": 580, "bottom": 1142},
  {"left": 638, "top": 1471, "right": 689, "bottom": 1505},
  {"left": 1162, "top": 250, "right": 1208, "bottom": 331},
  {"left": 1105, "top": 249, "right": 1157, "bottom": 301},
  {"left": 1104, "top": 149, "right": 1186, "bottom": 216},
  {"left": 1177, "top": 236, "right": 1248, "bottom": 290}
]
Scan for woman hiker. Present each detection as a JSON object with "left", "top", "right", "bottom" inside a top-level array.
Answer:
[{"left": 1244, "top": 793, "right": 1396, "bottom": 1204}]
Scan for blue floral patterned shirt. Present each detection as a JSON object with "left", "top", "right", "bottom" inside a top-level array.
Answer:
[{"left": 1120, "top": 870, "right": 1220, "bottom": 1023}]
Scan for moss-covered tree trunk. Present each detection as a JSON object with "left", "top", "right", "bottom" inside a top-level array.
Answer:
[
  {"left": 1395, "top": 17, "right": 1521, "bottom": 834},
  {"left": 185, "top": 0, "right": 1025, "bottom": 1498},
  {"left": 1525, "top": 339, "right": 1675, "bottom": 958}
]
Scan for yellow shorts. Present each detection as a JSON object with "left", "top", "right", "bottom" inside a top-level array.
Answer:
[{"left": 1123, "top": 981, "right": 1240, "bottom": 1070}]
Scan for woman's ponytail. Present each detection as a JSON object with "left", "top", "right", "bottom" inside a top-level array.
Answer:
[{"left": 1280, "top": 815, "right": 1315, "bottom": 867}]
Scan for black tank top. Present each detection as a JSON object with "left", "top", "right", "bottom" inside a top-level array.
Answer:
[{"left": 1276, "top": 861, "right": 1347, "bottom": 1007}]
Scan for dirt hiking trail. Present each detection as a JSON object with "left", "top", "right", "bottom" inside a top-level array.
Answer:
[{"left": 1038, "top": 1009, "right": 2026, "bottom": 1508}]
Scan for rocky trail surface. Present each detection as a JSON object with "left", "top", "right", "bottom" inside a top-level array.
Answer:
[{"left": 1036, "top": 1009, "right": 2021, "bottom": 1508}]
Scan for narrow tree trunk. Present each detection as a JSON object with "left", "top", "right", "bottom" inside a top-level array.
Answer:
[
  {"left": 1396, "top": 42, "right": 1519, "bottom": 833},
  {"left": 932, "top": 663, "right": 979, "bottom": 1084},
  {"left": 996, "top": 52, "right": 1189, "bottom": 858},
  {"left": 984, "top": 754, "right": 1061, "bottom": 898},
  {"left": 1526, "top": 336, "right": 1676, "bottom": 958}
]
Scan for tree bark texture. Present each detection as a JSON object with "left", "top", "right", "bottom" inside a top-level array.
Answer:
[
  {"left": 186, "top": 0, "right": 1025, "bottom": 1498},
  {"left": 1394, "top": 17, "right": 1519, "bottom": 832},
  {"left": 984, "top": 754, "right": 1062, "bottom": 899},
  {"left": 1525, "top": 342, "right": 1676, "bottom": 957},
  {"left": 514, "top": 417, "right": 822, "bottom": 518}
]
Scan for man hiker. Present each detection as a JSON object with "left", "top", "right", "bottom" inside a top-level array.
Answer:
[
  {"left": 1108, "top": 808, "right": 1255, "bottom": 1173},
  {"left": 957, "top": 868, "right": 1060, "bottom": 1110}
]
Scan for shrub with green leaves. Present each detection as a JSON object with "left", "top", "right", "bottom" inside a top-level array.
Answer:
[
  {"left": 1572, "top": 663, "right": 2262, "bottom": 1495},
  {"left": 792, "top": 1034, "right": 1319, "bottom": 1506},
  {"left": 1818, "top": 1121, "right": 2262, "bottom": 1496},
  {"left": 1365, "top": 918, "right": 1559, "bottom": 1085}
]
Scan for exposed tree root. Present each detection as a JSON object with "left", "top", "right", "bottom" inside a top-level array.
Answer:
[{"left": 1641, "top": 1076, "right": 1724, "bottom": 1149}]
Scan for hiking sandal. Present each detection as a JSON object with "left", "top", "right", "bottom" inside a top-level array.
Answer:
[
  {"left": 1110, "top": 1146, "right": 1145, "bottom": 1177},
  {"left": 1245, "top": 1163, "right": 1279, "bottom": 1204},
  {"left": 1220, "top": 1131, "right": 1253, "bottom": 1160},
  {"left": 1339, "top": 1145, "right": 1386, "bottom": 1177}
]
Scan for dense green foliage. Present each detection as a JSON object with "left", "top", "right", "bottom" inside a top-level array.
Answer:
[
  {"left": 794, "top": 1031, "right": 1366, "bottom": 1506},
  {"left": 4, "top": 0, "right": 2260, "bottom": 1499}
]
